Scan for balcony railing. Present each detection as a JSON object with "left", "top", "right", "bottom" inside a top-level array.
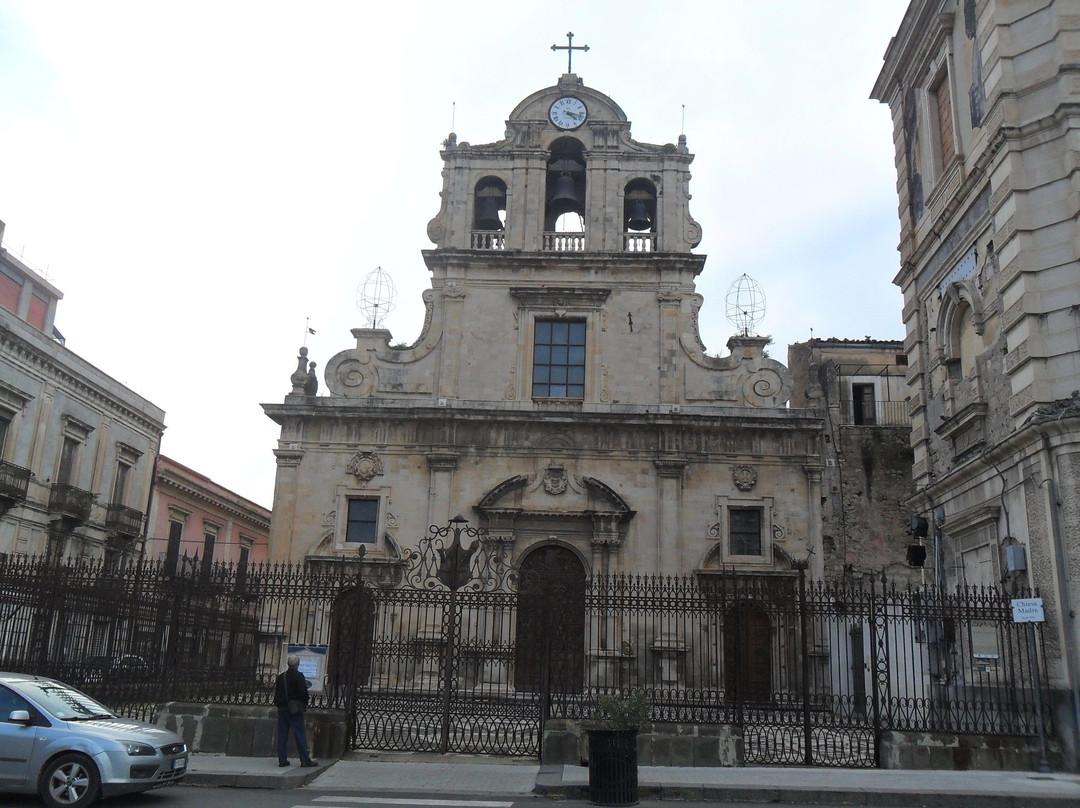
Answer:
[
  {"left": 543, "top": 231, "right": 586, "bottom": 252},
  {"left": 0, "top": 460, "right": 31, "bottom": 504},
  {"left": 624, "top": 232, "right": 656, "bottom": 252},
  {"left": 470, "top": 230, "right": 505, "bottom": 250},
  {"left": 839, "top": 400, "right": 911, "bottom": 427},
  {"left": 106, "top": 503, "right": 144, "bottom": 537},
  {"left": 48, "top": 482, "right": 95, "bottom": 524}
]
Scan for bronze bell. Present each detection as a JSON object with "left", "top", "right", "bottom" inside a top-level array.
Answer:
[
  {"left": 476, "top": 197, "right": 504, "bottom": 230},
  {"left": 627, "top": 200, "right": 652, "bottom": 231},
  {"left": 548, "top": 172, "right": 580, "bottom": 214}
]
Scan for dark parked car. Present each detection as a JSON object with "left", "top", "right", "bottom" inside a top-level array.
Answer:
[
  {"left": 0, "top": 671, "right": 187, "bottom": 807},
  {"left": 76, "top": 655, "right": 158, "bottom": 685}
]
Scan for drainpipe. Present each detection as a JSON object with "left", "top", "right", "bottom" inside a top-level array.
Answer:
[{"left": 1039, "top": 433, "right": 1080, "bottom": 760}]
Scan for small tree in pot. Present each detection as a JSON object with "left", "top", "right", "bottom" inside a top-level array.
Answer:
[{"left": 587, "top": 690, "right": 650, "bottom": 806}]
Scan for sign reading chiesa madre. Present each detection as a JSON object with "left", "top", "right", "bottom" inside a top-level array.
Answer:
[{"left": 1011, "top": 598, "right": 1045, "bottom": 623}]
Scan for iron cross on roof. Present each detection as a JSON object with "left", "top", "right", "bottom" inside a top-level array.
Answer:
[{"left": 551, "top": 31, "right": 589, "bottom": 73}]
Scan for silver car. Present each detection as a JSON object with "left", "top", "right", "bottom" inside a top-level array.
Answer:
[{"left": 0, "top": 672, "right": 187, "bottom": 808}]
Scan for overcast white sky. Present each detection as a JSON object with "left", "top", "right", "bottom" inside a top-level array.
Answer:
[{"left": 0, "top": 1, "right": 910, "bottom": 508}]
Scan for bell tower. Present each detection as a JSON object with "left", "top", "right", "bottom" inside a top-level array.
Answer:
[{"left": 426, "top": 71, "right": 702, "bottom": 255}]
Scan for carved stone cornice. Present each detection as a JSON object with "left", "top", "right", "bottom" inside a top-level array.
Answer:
[
  {"left": 509, "top": 287, "right": 611, "bottom": 310},
  {"left": 0, "top": 322, "right": 165, "bottom": 436},
  {"left": 426, "top": 452, "right": 460, "bottom": 471}
]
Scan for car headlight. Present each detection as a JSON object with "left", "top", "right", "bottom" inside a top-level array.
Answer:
[{"left": 124, "top": 742, "right": 157, "bottom": 756}]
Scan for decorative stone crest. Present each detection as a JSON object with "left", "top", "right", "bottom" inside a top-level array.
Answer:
[
  {"left": 348, "top": 451, "right": 385, "bottom": 486},
  {"left": 732, "top": 464, "right": 758, "bottom": 491},
  {"left": 542, "top": 465, "right": 569, "bottom": 495}
]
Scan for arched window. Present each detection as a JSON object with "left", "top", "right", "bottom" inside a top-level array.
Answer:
[
  {"left": 473, "top": 177, "right": 506, "bottom": 231},
  {"left": 623, "top": 178, "right": 657, "bottom": 252},
  {"left": 938, "top": 280, "right": 987, "bottom": 380},
  {"left": 545, "top": 138, "right": 586, "bottom": 233},
  {"left": 623, "top": 179, "right": 656, "bottom": 233}
]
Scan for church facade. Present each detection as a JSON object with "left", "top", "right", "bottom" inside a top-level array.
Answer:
[{"left": 263, "top": 71, "right": 825, "bottom": 585}]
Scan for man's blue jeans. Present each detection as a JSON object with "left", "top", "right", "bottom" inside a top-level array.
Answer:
[{"left": 277, "top": 710, "right": 313, "bottom": 765}]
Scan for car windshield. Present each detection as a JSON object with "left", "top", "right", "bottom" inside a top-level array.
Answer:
[{"left": 18, "top": 679, "right": 114, "bottom": 720}]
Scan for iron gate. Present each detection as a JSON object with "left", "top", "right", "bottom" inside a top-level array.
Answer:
[
  {"left": 347, "top": 517, "right": 552, "bottom": 756},
  {"left": 0, "top": 543, "right": 1053, "bottom": 765}
]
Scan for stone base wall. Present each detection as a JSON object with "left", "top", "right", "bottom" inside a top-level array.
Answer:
[
  {"left": 880, "top": 730, "right": 1062, "bottom": 771},
  {"left": 154, "top": 702, "right": 348, "bottom": 759},
  {"left": 542, "top": 720, "right": 742, "bottom": 767}
]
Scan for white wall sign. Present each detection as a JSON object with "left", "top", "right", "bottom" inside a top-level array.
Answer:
[{"left": 1011, "top": 598, "right": 1045, "bottom": 623}]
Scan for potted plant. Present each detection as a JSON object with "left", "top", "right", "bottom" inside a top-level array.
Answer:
[{"left": 587, "top": 690, "right": 650, "bottom": 806}]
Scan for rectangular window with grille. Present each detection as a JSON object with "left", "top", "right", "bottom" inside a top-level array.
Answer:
[
  {"left": 532, "top": 319, "right": 586, "bottom": 399},
  {"left": 165, "top": 520, "right": 182, "bottom": 572},
  {"left": 346, "top": 498, "right": 379, "bottom": 543},
  {"left": 729, "top": 508, "right": 762, "bottom": 556}
]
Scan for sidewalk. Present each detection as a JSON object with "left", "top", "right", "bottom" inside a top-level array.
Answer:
[{"left": 183, "top": 752, "right": 1080, "bottom": 806}]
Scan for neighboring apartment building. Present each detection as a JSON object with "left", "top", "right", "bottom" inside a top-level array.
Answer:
[
  {"left": 0, "top": 220, "right": 166, "bottom": 561},
  {"left": 788, "top": 339, "right": 920, "bottom": 586},
  {"left": 145, "top": 454, "right": 270, "bottom": 574},
  {"left": 872, "top": 0, "right": 1080, "bottom": 763}
]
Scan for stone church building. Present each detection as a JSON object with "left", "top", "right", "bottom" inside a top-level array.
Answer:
[{"left": 263, "top": 70, "right": 826, "bottom": 583}]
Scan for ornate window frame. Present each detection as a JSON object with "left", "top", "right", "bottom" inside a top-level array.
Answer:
[
  {"left": 714, "top": 495, "right": 774, "bottom": 567},
  {"left": 509, "top": 287, "right": 609, "bottom": 403},
  {"left": 333, "top": 484, "right": 390, "bottom": 553}
]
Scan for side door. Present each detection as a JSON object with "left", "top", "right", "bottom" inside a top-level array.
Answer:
[{"left": 0, "top": 685, "right": 41, "bottom": 788}]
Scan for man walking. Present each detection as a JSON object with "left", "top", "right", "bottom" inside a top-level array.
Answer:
[{"left": 274, "top": 653, "right": 318, "bottom": 767}]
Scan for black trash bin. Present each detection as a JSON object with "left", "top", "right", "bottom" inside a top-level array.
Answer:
[{"left": 587, "top": 728, "right": 638, "bottom": 806}]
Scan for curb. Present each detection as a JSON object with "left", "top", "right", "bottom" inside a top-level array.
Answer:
[
  {"left": 184, "top": 766, "right": 326, "bottom": 789},
  {"left": 531, "top": 766, "right": 1080, "bottom": 808}
]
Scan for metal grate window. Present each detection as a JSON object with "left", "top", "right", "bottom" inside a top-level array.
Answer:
[{"left": 532, "top": 319, "right": 586, "bottom": 399}]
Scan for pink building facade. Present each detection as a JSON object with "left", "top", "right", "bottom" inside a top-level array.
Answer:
[{"left": 146, "top": 455, "right": 270, "bottom": 572}]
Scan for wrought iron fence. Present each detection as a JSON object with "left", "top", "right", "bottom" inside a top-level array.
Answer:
[{"left": 0, "top": 550, "right": 1051, "bottom": 766}]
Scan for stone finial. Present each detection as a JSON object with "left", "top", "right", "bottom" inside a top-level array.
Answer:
[
  {"left": 290, "top": 347, "right": 310, "bottom": 394},
  {"left": 304, "top": 361, "right": 319, "bottom": 396}
]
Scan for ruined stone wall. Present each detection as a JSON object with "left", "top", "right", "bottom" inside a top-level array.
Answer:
[{"left": 824, "top": 425, "right": 922, "bottom": 585}]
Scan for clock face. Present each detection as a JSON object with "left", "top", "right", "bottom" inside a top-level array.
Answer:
[{"left": 549, "top": 96, "right": 587, "bottom": 130}]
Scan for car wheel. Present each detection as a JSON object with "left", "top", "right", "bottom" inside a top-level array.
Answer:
[{"left": 39, "top": 752, "right": 101, "bottom": 808}]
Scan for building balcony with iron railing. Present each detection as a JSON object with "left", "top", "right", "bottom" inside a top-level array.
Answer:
[
  {"left": 0, "top": 460, "right": 31, "bottom": 514},
  {"left": 838, "top": 399, "right": 911, "bottom": 427},
  {"left": 47, "top": 482, "right": 96, "bottom": 526},
  {"left": 470, "top": 230, "right": 658, "bottom": 253},
  {"left": 105, "top": 503, "right": 144, "bottom": 538}
]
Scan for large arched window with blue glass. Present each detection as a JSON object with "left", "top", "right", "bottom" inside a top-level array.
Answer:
[{"left": 532, "top": 319, "right": 586, "bottom": 399}]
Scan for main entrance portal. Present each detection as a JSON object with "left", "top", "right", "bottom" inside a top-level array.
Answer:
[{"left": 514, "top": 544, "right": 586, "bottom": 694}]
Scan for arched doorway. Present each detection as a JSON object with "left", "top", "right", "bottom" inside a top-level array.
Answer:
[
  {"left": 327, "top": 586, "right": 375, "bottom": 696},
  {"left": 723, "top": 601, "right": 772, "bottom": 703},
  {"left": 513, "top": 544, "right": 586, "bottom": 693}
]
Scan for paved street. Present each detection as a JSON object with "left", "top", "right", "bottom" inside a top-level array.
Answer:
[
  {"left": 4, "top": 753, "right": 1080, "bottom": 808},
  {"left": 0, "top": 790, "right": 994, "bottom": 808}
]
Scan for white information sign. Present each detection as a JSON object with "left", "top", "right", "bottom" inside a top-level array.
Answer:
[
  {"left": 287, "top": 644, "right": 327, "bottom": 693},
  {"left": 1011, "top": 598, "right": 1045, "bottom": 623}
]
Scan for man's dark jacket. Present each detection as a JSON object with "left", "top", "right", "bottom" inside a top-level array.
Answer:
[{"left": 274, "top": 667, "right": 309, "bottom": 712}]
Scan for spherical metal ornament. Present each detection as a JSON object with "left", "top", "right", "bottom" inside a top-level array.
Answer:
[
  {"left": 725, "top": 273, "right": 766, "bottom": 336},
  {"left": 356, "top": 266, "right": 397, "bottom": 329}
]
